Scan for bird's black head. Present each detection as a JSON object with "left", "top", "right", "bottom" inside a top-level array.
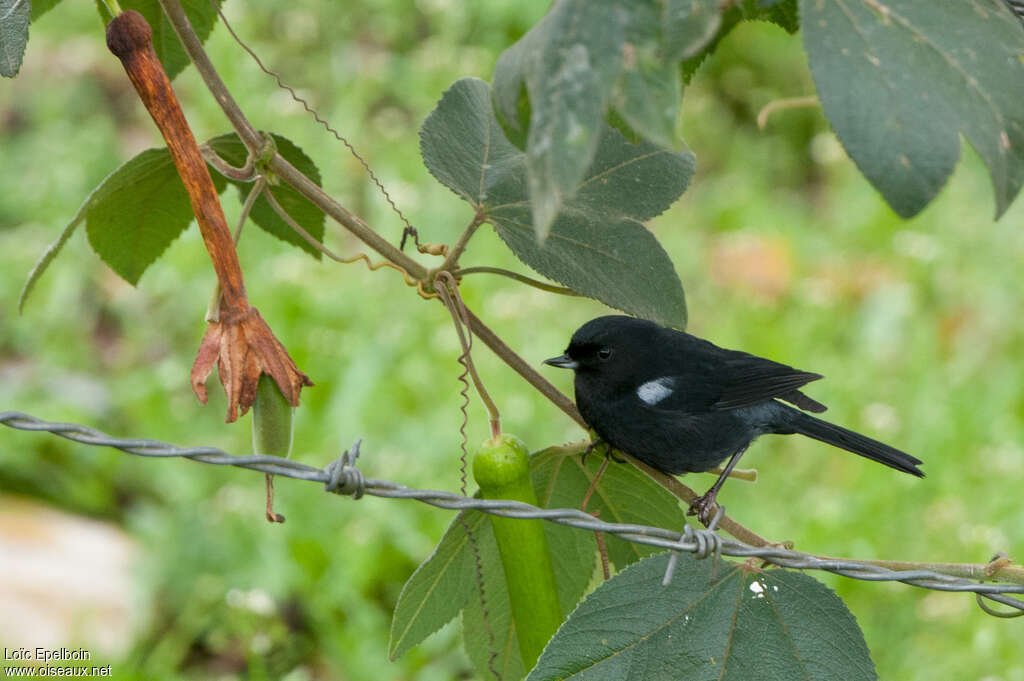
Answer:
[{"left": 544, "top": 315, "right": 666, "bottom": 388}]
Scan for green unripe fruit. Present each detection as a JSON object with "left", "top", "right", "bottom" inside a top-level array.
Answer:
[
  {"left": 473, "top": 434, "right": 563, "bottom": 670},
  {"left": 252, "top": 373, "right": 294, "bottom": 457}
]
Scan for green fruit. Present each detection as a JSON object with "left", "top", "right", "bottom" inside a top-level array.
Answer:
[
  {"left": 473, "top": 434, "right": 563, "bottom": 670},
  {"left": 252, "top": 373, "right": 294, "bottom": 457}
]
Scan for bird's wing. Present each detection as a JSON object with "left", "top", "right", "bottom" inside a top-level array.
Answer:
[{"left": 710, "top": 349, "right": 824, "bottom": 411}]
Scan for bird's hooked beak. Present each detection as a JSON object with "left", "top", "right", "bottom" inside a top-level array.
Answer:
[{"left": 543, "top": 354, "right": 579, "bottom": 370}]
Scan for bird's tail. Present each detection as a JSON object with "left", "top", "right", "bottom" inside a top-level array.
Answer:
[{"left": 788, "top": 411, "right": 924, "bottom": 477}]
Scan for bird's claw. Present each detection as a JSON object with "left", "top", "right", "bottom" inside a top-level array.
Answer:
[
  {"left": 687, "top": 493, "right": 719, "bottom": 527},
  {"left": 581, "top": 438, "right": 626, "bottom": 466}
]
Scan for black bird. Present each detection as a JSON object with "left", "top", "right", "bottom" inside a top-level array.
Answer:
[{"left": 543, "top": 315, "right": 923, "bottom": 523}]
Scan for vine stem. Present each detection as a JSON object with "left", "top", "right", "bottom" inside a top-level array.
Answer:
[
  {"left": 438, "top": 213, "right": 484, "bottom": 272},
  {"left": 453, "top": 266, "right": 582, "bottom": 296}
]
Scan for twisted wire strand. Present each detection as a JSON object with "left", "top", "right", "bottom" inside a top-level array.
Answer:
[{"left": 2, "top": 411, "right": 1022, "bottom": 612}]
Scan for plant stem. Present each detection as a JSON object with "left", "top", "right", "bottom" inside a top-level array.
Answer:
[
  {"left": 439, "top": 213, "right": 484, "bottom": 271},
  {"left": 435, "top": 273, "right": 501, "bottom": 439},
  {"left": 454, "top": 266, "right": 582, "bottom": 296},
  {"left": 462, "top": 306, "right": 585, "bottom": 428},
  {"left": 157, "top": 0, "right": 260, "bottom": 148}
]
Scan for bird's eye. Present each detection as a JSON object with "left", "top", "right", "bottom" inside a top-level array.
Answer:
[{"left": 597, "top": 347, "right": 612, "bottom": 360}]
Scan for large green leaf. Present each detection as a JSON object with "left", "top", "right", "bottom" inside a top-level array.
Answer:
[
  {"left": 530, "top": 445, "right": 688, "bottom": 571},
  {"left": 30, "top": 0, "right": 63, "bottom": 21},
  {"left": 388, "top": 511, "right": 481, "bottom": 660},
  {"left": 610, "top": 2, "right": 683, "bottom": 150},
  {"left": 802, "top": 0, "right": 1024, "bottom": 219},
  {"left": 492, "top": 0, "right": 625, "bottom": 240},
  {"left": 680, "top": 0, "right": 799, "bottom": 82},
  {"left": 28, "top": 132, "right": 320, "bottom": 293},
  {"left": 390, "top": 444, "right": 693, "bottom": 680},
  {"left": 421, "top": 78, "right": 690, "bottom": 328},
  {"left": 663, "top": 0, "right": 722, "bottom": 62},
  {"left": 491, "top": 0, "right": 721, "bottom": 237},
  {"left": 206, "top": 132, "right": 325, "bottom": 258},
  {"left": 528, "top": 553, "right": 877, "bottom": 681},
  {"left": 86, "top": 148, "right": 226, "bottom": 286},
  {"left": 1, "top": 0, "right": 30, "bottom": 77},
  {"left": 95, "top": 0, "right": 223, "bottom": 81}
]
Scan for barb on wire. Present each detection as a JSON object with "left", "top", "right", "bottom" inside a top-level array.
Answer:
[{"left": 2, "top": 410, "right": 1023, "bottom": 615}]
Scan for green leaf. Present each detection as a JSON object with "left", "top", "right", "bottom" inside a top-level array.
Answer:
[
  {"left": 1, "top": 0, "right": 30, "bottom": 77},
  {"left": 206, "top": 132, "right": 325, "bottom": 258},
  {"left": 528, "top": 553, "right": 877, "bottom": 681},
  {"left": 461, "top": 512, "right": 526, "bottom": 681},
  {"left": 30, "top": 0, "right": 63, "bottom": 21},
  {"left": 492, "top": 0, "right": 626, "bottom": 240},
  {"left": 680, "top": 0, "right": 798, "bottom": 82},
  {"left": 663, "top": 0, "right": 722, "bottom": 62},
  {"left": 610, "top": 2, "right": 684, "bottom": 150},
  {"left": 802, "top": 0, "right": 1024, "bottom": 219},
  {"left": 388, "top": 511, "right": 481, "bottom": 660},
  {"left": 530, "top": 446, "right": 688, "bottom": 571},
  {"left": 96, "top": 0, "right": 224, "bottom": 81},
  {"left": 85, "top": 148, "right": 226, "bottom": 286},
  {"left": 421, "top": 78, "right": 690, "bottom": 328},
  {"left": 392, "top": 448, "right": 600, "bottom": 679},
  {"left": 757, "top": 0, "right": 799, "bottom": 33}
]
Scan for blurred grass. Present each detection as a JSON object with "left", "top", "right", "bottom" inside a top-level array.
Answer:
[{"left": 1, "top": 2, "right": 1022, "bottom": 680}]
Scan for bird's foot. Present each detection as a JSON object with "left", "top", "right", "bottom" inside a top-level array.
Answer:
[
  {"left": 687, "top": 491, "right": 721, "bottom": 527},
  {"left": 580, "top": 438, "right": 626, "bottom": 466},
  {"left": 580, "top": 438, "right": 603, "bottom": 466}
]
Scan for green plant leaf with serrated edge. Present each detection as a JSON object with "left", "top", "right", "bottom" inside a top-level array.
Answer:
[
  {"left": 389, "top": 454, "right": 595, "bottom": 674},
  {"left": 206, "top": 132, "right": 325, "bottom": 258},
  {"left": 85, "top": 148, "right": 226, "bottom": 286},
  {"left": 388, "top": 510, "right": 481, "bottom": 660},
  {"left": 680, "top": 0, "right": 799, "bottom": 83},
  {"left": 1, "top": 0, "right": 30, "bottom": 78},
  {"left": 30, "top": 0, "right": 63, "bottom": 21},
  {"left": 610, "top": 2, "right": 683, "bottom": 150},
  {"left": 802, "top": 0, "right": 1024, "bottom": 219},
  {"left": 95, "top": 0, "right": 224, "bottom": 81},
  {"left": 389, "top": 444, "right": 690, "bottom": 680},
  {"left": 20, "top": 132, "right": 323, "bottom": 309},
  {"left": 531, "top": 445, "right": 688, "bottom": 571},
  {"left": 663, "top": 0, "right": 722, "bottom": 63},
  {"left": 527, "top": 552, "right": 877, "bottom": 681},
  {"left": 421, "top": 78, "right": 690, "bottom": 328},
  {"left": 491, "top": 0, "right": 625, "bottom": 240}
]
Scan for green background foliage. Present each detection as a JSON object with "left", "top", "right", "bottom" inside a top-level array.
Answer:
[{"left": 1, "top": 1, "right": 1023, "bottom": 680}]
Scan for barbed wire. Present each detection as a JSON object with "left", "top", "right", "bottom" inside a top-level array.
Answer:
[{"left": 2, "top": 410, "right": 1022, "bottom": 614}]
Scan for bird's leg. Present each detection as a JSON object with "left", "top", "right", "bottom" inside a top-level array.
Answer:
[
  {"left": 688, "top": 444, "right": 749, "bottom": 526},
  {"left": 581, "top": 437, "right": 607, "bottom": 465}
]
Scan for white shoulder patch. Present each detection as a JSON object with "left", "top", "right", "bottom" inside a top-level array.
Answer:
[{"left": 637, "top": 377, "right": 676, "bottom": 405}]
